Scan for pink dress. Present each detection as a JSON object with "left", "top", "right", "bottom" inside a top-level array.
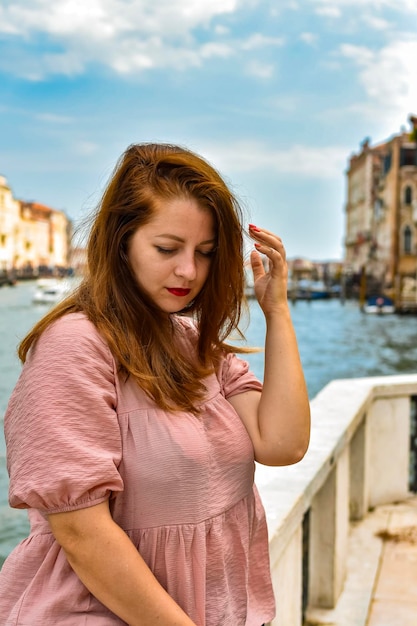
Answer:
[{"left": 0, "top": 313, "right": 275, "bottom": 625}]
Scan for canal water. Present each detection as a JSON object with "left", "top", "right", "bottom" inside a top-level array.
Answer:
[{"left": 1, "top": 281, "right": 417, "bottom": 565}]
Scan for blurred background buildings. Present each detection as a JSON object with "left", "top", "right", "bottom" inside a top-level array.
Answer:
[
  {"left": 0, "top": 175, "right": 71, "bottom": 280},
  {"left": 345, "top": 114, "right": 417, "bottom": 311}
]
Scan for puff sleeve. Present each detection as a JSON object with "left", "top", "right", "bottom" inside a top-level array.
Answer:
[
  {"left": 217, "top": 352, "right": 263, "bottom": 399},
  {"left": 5, "top": 313, "right": 123, "bottom": 514}
]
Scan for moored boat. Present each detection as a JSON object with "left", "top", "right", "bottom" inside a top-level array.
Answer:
[
  {"left": 362, "top": 295, "right": 395, "bottom": 315},
  {"left": 32, "top": 277, "right": 79, "bottom": 305}
]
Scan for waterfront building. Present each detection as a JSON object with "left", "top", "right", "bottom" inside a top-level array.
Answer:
[
  {"left": 0, "top": 176, "right": 72, "bottom": 277},
  {"left": 17, "top": 201, "right": 71, "bottom": 273},
  {"left": 0, "top": 175, "right": 21, "bottom": 274},
  {"left": 344, "top": 114, "right": 417, "bottom": 309}
]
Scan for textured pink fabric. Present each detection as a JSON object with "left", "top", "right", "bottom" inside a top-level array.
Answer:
[{"left": 0, "top": 313, "right": 275, "bottom": 625}]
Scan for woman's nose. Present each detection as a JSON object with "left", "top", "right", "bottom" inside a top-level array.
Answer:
[{"left": 174, "top": 253, "right": 197, "bottom": 280}]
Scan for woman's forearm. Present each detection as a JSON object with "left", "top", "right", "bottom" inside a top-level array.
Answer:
[
  {"left": 48, "top": 502, "right": 196, "bottom": 626},
  {"left": 258, "top": 305, "right": 310, "bottom": 464}
]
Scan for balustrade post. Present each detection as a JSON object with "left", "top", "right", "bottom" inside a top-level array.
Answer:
[
  {"left": 308, "top": 447, "right": 349, "bottom": 608},
  {"left": 269, "top": 525, "right": 303, "bottom": 626},
  {"left": 367, "top": 396, "right": 410, "bottom": 507},
  {"left": 349, "top": 418, "right": 369, "bottom": 520}
]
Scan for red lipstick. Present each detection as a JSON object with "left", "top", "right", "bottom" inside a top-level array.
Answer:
[{"left": 167, "top": 288, "right": 191, "bottom": 297}]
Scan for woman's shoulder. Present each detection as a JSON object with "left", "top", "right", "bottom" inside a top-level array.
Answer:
[
  {"left": 34, "top": 312, "right": 112, "bottom": 363},
  {"left": 42, "top": 311, "right": 100, "bottom": 340},
  {"left": 46, "top": 311, "right": 94, "bottom": 330}
]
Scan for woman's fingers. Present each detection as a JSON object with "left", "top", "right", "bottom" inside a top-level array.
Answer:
[
  {"left": 250, "top": 249, "right": 266, "bottom": 281},
  {"left": 248, "top": 224, "right": 286, "bottom": 261}
]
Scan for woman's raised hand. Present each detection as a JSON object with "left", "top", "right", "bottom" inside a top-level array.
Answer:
[{"left": 248, "top": 224, "right": 288, "bottom": 316}]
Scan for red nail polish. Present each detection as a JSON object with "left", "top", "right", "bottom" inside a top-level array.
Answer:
[{"left": 249, "top": 224, "right": 261, "bottom": 232}]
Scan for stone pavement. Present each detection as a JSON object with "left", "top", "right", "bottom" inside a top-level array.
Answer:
[
  {"left": 305, "top": 494, "right": 417, "bottom": 626},
  {"left": 367, "top": 495, "right": 417, "bottom": 626}
]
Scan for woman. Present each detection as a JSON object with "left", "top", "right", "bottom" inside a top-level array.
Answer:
[{"left": 0, "top": 143, "right": 310, "bottom": 625}]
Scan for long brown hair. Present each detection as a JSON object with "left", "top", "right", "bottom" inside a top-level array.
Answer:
[{"left": 19, "top": 143, "right": 250, "bottom": 412}]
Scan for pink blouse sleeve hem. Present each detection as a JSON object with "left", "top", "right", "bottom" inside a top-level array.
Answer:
[{"left": 42, "top": 493, "right": 111, "bottom": 516}]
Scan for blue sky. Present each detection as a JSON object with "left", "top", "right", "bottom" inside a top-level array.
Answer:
[{"left": 0, "top": 0, "right": 416, "bottom": 261}]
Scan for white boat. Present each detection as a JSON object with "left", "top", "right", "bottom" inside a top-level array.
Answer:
[
  {"left": 32, "top": 278, "right": 78, "bottom": 305},
  {"left": 362, "top": 295, "right": 396, "bottom": 315}
]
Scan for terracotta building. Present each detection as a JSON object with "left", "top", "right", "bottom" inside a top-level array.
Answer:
[
  {"left": 344, "top": 115, "right": 417, "bottom": 309},
  {"left": 0, "top": 176, "right": 72, "bottom": 276},
  {"left": 0, "top": 175, "right": 21, "bottom": 274}
]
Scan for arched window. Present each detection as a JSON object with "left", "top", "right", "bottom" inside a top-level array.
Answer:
[
  {"left": 404, "top": 186, "right": 413, "bottom": 205},
  {"left": 404, "top": 225, "right": 412, "bottom": 254}
]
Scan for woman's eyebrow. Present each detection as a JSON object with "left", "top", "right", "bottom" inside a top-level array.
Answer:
[{"left": 155, "top": 234, "right": 216, "bottom": 245}]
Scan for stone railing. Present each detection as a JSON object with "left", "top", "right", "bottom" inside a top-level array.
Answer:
[{"left": 255, "top": 374, "right": 417, "bottom": 626}]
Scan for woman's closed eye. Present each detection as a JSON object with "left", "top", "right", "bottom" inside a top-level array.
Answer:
[
  {"left": 155, "top": 246, "right": 216, "bottom": 257},
  {"left": 198, "top": 248, "right": 216, "bottom": 258},
  {"left": 156, "top": 246, "right": 176, "bottom": 255}
]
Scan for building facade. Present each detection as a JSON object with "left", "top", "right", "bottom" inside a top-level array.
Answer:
[
  {"left": 344, "top": 115, "right": 417, "bottom": 308},
  {"left": 0, "top": 176, "right": 72, "bottom": 276},
  {"left": 0, "top": 175, "right": 21, "bottom": 274}
]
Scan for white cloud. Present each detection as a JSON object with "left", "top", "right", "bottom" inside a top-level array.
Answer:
[
  {"left": 0, "top": 0, "right": 278, "bottom": 79},
  {"left": 299, "top": 32, "right": 318, "bottom": 45},
  {"left": 203, "top": 141, "right": 348, "bottom": 179},
  {"left": 246, "top": 61, "right": 275, "bottom": 79},
  {"left": 339, "top": 44, "right": 373, "bottom": 64},
  {"left": 74, "top": 141, "right": 100, "bottom": 155},
  {"left": 241, "top": 33, "right": 285, "bottom": 50},
  {"left": 315, "top": 5, "right": 342, "bottom": 18},
  {"left": 267, "top": 95, "right": 301, "bottom": 112},
  {"left": 339, "top": 38, "right": 417, "bottom": 131},
  {"left": 0, "top": 0, "right": 241, "bottom": 38},
  {"left": 34, "top": 112, "right": 74, "bottom": 124},
  {"left": 362, "top": 15, "right": 391, "bottom": 30},
  {"left": 200, "top": 42, "right": 235, "bottom": 60},
  {"left": 214, "top": 24, "right": 231, "bottom": 36},
  {"left": 309, "top": 0, "right": 417, "bottom": 13}
]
